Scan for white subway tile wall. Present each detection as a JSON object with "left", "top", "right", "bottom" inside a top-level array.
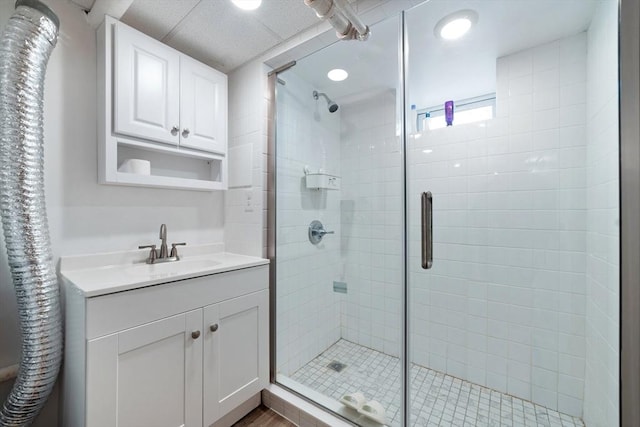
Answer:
[
  {"left": 407, "top": 33, "right": 588, "bottom": 416},
  {"left": 339, "top": 90, "right": 403, "bottom": 357},
  {"left": 275, "top": 71, "right": 342, "bottom": 375},
  {"left": 583, "top": 1, "right": 620, "bottom": 425}
]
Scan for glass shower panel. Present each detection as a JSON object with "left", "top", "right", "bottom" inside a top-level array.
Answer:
[
  {"left": 405, "top": 1, "right": 619, "bottom": 426},
  {"left": 274, "top": 15, "right": 405, "bottom": 426}
]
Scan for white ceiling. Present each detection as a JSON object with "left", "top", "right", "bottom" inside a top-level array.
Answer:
[
  {"left": 120, "top": 0, "right": 601, "bottom": 108},
  {"left": 288, "top": 0, "right": 600, "bottom": 110},
  {"left": 121, "top": 0, "right": 324, "bottom": 72},
  {"left": 70, "top": 0, "right": 96, "bottom": 11}
]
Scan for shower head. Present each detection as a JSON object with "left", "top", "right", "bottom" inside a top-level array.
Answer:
[{"left": 313, "top": 90, "right": 339, "bottom": 113}]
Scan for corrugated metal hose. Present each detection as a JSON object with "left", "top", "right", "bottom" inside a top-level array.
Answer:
[{"left": 0, "top": 0, "right": 62, "bottom": 425}]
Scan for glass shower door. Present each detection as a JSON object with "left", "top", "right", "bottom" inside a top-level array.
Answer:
[
  {"left": 405, "top": 1, "right": 619, "bottom": 426},
  {"left": 273, "top": 14, "right": 406, "bottom": 427}
]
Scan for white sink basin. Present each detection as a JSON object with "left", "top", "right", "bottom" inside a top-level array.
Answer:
[
  {"left": 143, "top": 258, "right": 220, "bottom": 274},
  {"left": 128, "top": 258, "right": 221, "bottom": 281}
]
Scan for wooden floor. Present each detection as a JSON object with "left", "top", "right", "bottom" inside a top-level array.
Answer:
[{"left": 233, "top": 405, "right": 296, "bottom": 426}]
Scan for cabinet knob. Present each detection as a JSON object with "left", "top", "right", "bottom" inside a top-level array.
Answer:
[
  {"left": 210, "top": 324, "right": 219, "bottom": 332},
  {"left": 182, "top": 128, "right": 190, "bottom": 138},
  {"left": 191, "top": 330, "right": 201, "bottom": 339},
  {"left": 171, "top": 126, "right": 179, "bottom": 136}
]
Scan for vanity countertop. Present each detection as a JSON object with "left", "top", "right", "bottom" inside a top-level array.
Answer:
[{"left": 59, "top": 243, "right": 269, "bottom": 297}]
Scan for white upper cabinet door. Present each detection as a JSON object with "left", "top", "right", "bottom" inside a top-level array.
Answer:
[
  {"left": 114, "top": 22, "right": 180, "bottom": 146},
  {"left": 179, "top": 56, "right": 227, "bottom": 154}
]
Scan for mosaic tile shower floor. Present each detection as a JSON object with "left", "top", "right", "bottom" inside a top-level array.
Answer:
[{"left": 290, "top": 340, "right": 584, "bottom": 427}]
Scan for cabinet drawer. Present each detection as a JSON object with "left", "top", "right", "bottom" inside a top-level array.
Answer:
[{"left": 86, "top": 265, "right": 268, "bottom": 340}]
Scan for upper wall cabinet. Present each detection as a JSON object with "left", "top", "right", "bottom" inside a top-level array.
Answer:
[{"left": 99, "top": 17, "right": 228, "bottom": 191}]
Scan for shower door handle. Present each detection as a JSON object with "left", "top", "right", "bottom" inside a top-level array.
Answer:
[{"left": 421, "top": 192, "right": 433, "bottom": 269}]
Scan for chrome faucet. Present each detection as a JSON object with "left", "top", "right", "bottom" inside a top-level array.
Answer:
[
  {"left": 159, "top": 224, "right": 168, "bottom": 259},
  {"left": 139, "top": 224, "right": 186, "bottom": 264}
]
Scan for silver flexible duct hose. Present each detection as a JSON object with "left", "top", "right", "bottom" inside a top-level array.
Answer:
[
  {"left": 0, "top": 0, "right": 61, "bottom": 425},
  {"left": 304, "top": 0, "right": 370, "bottom": 41}
]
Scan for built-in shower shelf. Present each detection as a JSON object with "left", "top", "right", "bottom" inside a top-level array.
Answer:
[{"left": 305, "top": 173, "right": 341, "bottom": 190}]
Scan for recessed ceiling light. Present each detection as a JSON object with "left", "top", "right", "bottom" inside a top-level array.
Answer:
[
  {"left": 423, "top": 149, "right": 433, "bottom": 154},
  {"left": 231, "top": 0, "right": 262, "bottom": 11},
  {"left": 434, "top": 10, "right": 478, "bottom": 40},
  {"left": 327, "top": 69, "right": 348, "bottom": 81}
]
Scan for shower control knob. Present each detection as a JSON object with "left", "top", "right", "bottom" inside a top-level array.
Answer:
[
  {"left": 182, "top": 128, "right": 190, "bottom": 138},
  {"left": 210, "top": 324, "right": 219, "bottom": 332},
  {"left": 191, "top": 330, "right": 201, "bottom": 339},
  {"left": 171, "top": 126, "right": 179, "bottom": 136},
  {"left": 309, "top": 220, "right": 334, "bottom": 245}
]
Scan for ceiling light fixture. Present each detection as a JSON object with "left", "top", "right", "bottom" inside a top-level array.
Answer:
[
  {"left": 327, "top": 68, "right": 348, "bottom": 82},
  {"left": 434, "top": 10, "right": 478, "bottom": 40},
  {"left": 231, "top": 0, "right": 262, "bottom": 11}
]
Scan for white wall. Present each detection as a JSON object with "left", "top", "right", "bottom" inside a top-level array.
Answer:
[
  {"left": 339, "top": 91, "right": 403, "bottom": 357},
  {"left": 225, "top": 60, "right": 268, "bottom": 258},
  {"left": 274, "top": 70, "right": 342, "bottom": 376},
  {"left": 0, "top": 1, "right": 225, "bottom": 424},
  {"left": 408, "top": 33, "right": 588, "bottom": 417},
  {"left": 583, "top": 1, "right": 619, "bottom": 425}
]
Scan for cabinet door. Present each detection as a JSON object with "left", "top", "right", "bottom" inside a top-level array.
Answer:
[
  {"left": 179, "top": 56, "right": 227, "bottom": 154},
  {"left": 86, "top": 311, "right": 203, "bottom": 427},
  {"left": 114, "top": 21, "right": 180, "bottom": 146},
  {"left": 202, "top": 290, "right": 269, "bottom": 425}
]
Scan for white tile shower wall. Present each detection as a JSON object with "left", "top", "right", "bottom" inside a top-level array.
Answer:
[
  {"left": 339, "top": 91, "right": 403, "bottom": 357},
  {"left": 408, "top": 34, "right": 588, "bottom": 417},
  {"left": 275, "top": 71, "right": 342, "bottom": 376},
  {"left": 583, "top": 1, "right": 619, "bottom": 426}
]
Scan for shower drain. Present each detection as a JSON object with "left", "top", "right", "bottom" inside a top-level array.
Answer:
[{"left": 327, "top": 361, "right": 347, "bottom": 372}]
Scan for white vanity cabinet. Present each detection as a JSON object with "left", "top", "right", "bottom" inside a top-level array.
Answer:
[
  {"left": 99, "top": 16, "right": 228, "bottom": 191},
  {"left": 61, "top": 259, "right": 269, "bottom": 427}
]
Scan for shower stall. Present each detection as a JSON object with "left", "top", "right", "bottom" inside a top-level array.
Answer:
[{"left": 270, "top": 1, "right": 620, "bottom": 426}]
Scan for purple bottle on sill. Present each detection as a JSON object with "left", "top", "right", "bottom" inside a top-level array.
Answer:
[{"left": 445, "top": 100, "right": 454, "bottom": 126}]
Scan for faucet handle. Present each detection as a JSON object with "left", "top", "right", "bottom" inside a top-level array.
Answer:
[
  {"left": 138, "top": 244, "right": 157, "bottom": 263},
  {"left": 170, "top": 242, "right": 186, "bottom": 258}
]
